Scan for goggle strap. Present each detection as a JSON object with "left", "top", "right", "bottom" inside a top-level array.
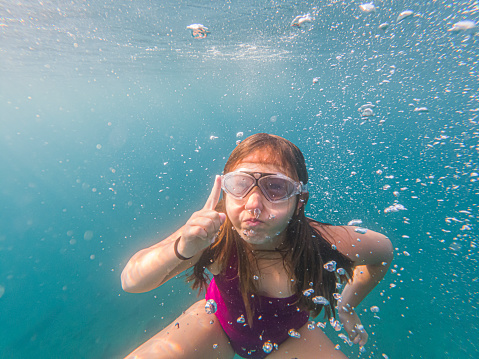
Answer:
[{"left": 301, "top": 183, "right": 308, "bottom": 193}]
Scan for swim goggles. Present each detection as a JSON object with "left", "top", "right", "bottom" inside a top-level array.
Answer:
[{"left": 221, "top": 171, "right": 308, "bottom": 203}]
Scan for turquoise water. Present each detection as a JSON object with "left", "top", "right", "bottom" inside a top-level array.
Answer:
[{"left": 1, "top": 0, "right": 477, "bottom": 358}]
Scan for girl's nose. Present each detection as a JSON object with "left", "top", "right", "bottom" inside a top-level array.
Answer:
[{"left": 244, "top": 187, "right": 264, "bottom": 210}]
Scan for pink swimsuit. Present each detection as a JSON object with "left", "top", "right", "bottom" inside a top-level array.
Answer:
[{"left": 205, "top": 251, "right": 309, "bottom": 358}]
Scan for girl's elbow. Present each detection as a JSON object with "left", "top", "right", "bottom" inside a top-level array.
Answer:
[
  {"left": 121, "top": 270, "right": 141, "bottom": 293},
  {"left": 380, "top": 235, "right": 394, "bottom": 265}
]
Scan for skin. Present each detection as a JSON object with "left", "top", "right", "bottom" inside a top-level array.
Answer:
[{"left": 121, "top": 151, "right": 393, "bottom": 358}]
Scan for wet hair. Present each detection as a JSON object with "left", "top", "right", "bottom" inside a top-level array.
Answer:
[{"left": 188, "top": 133, "right": 353, "bottom": 325}]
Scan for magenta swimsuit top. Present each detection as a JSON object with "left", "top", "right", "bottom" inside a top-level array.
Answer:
[{"left": 205, "top": 250, "right": 310, "bottom": 358}]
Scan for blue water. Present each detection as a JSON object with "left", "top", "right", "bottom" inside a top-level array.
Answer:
[{"left": 1, "top": 1, "right": 478, "bottom": 358}]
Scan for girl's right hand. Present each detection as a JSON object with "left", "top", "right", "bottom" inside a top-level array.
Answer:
[{"left": 177, "top": 175, "right": 226, "bottom": 258}]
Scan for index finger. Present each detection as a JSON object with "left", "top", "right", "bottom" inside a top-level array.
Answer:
[{"left": 203, "top": 175, "right": 222, "bottom": 210}]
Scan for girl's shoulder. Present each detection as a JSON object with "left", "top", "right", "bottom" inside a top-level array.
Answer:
[{"left": 307, "top": 219, "right": 392, "bottom": 266}]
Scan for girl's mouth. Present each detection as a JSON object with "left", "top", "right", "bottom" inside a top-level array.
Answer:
[{"left": 244, "top": 218, "right": 262, "bottom": 226}]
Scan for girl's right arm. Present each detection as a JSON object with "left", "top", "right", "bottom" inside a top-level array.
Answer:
[{"left": 121, "top": 176, "right": 226, "bottom": 293}]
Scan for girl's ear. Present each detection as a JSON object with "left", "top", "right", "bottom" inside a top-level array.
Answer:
[{"left": 296, "top": 193, "right": 309, "bottom": 215}]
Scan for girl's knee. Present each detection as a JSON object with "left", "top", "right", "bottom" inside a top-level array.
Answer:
[{"left": 125, "top": 300, "right": 234, "bottom": 359}]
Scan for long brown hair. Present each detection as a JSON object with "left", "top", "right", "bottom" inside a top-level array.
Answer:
[{"left": 188, "top": 133, "right": 353, "bottom": 325}]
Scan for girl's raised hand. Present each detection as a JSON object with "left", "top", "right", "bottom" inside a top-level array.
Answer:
[{"left": 178, "top": 175, "right": 226, "bottom": 258}]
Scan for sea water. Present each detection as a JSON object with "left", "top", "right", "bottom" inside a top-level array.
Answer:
[{"left": 0, "top": 1, "right": 477, "bottom": 358}]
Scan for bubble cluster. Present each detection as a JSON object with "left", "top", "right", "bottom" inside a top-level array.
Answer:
[{"left": 384, "top": 203, "right": 407, "bottom": 213}]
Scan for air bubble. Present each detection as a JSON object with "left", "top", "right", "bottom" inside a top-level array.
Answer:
[
  {"left": 312, "top": 296, "right": 330, "bottom": 305},
  {"left": 323, "top": 261, "right": 337, "bottom": 272},
  {"left": 262, "top": 341, "right": 273, "bottom": 354},
  {"left": 370, "top": 306, "right": 380, "bottom": 313},
  {"left": 397, "top": 10, "right": 413, "bottom": 22},
  {"left": 348, "top": 219, "right": 363, "bottom": 226},
  {"left": 187, "top": 23, "right": 210, "bottom": 39},
  {"left": 330, "top": 318, "right": 341, "bottom": 331},
  {"left": 355, "top": 227, "right": 368, "bottom": 234},
  {"left": 449, "top": 20, "right": 476, "bottom": 32},
  {"left": 291, "top": 14, "right": 312, "bottom": 28},
  {"left": 359, "top": 3, "right": 376, "bottom": 13},
  {"left": 338, "top": 333, "right": 353, "bottom": 346},
  {"left": 379, "top": 22, "right": 389, "bottom": 30},
  {"left": 237, "top": 315, "right": 245, "bottom": 324},
  {"left": 243, "top": 229, "right": 255, "bottom": 237},
  {"left": 288, "top": 329, "right": 301, "bottom": 338},
  {"left": 303, "top": 288, "right": 314, "bottom": 297},
  {"left": 205, "top": 299, "right": 217, "bottom": 314}
]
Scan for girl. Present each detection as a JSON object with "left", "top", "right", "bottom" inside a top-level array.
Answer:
[{"left": 121, "top": 133, "right": 393, "bottom": 358}]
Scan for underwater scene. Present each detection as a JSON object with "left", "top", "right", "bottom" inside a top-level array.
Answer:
[{"left": 0, "top": 0, "right": 477, "bottom": 358}]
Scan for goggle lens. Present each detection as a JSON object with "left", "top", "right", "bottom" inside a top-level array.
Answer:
[
  {"left": 223, "top": 173, "right": 254, "bottom": 198},
  {"left": 261, "top": 177, "right": 294, "bottom": 201}
]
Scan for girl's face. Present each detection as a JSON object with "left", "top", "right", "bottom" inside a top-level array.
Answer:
[{"left": 225, "top": 153, "right": 300, "bottom": 249}]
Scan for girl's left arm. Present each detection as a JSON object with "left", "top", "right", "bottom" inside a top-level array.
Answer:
[{"left": 330, "top": 226, "right": 394, "bottom": 346}]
